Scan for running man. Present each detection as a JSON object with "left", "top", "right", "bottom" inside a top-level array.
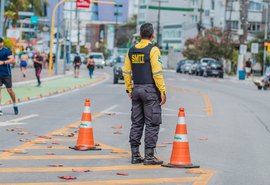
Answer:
[
  {"left": 33, "top": 51, "right": 43, "bottom": 87},
  {"left": 0, "top": 37, "right": 19, "bottom": 116}
]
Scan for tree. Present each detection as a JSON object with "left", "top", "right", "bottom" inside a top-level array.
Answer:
[
  {"left": 4, "top": 0, "right": 48, "bottom": 33},
  {"left": 183, "top": 28, "right": 234, "bottom": 61}
]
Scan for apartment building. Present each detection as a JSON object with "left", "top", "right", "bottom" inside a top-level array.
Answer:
[{"left": 137, "top": 0, "right": 199, "bottom": 50}]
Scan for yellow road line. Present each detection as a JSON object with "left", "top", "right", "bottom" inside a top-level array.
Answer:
[
  {"left": 192, "top": 169, "right": 215, "bottom": 185},
  {"left": 167, "top": 85, "right": 214, "bottom": 116},
  {"left": 0, "top": 155, "right": 129, "bottom": 160},
  {"left": 0, "top": 114, "right": 100, "bottom": 158},
  {"left": 0, "top": 165, "right": 163, "bottom": 173},
  {"left": 0, "top": 177, "right": 198, "bottom": 185},
  {"left": 27, "top": 144, "right": 127, "bottom": 151}
]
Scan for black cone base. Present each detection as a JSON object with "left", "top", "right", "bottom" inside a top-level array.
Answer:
[
  {"left": 161, "top": 163, "right": 200, "bottom": 168},
  {"left": 69, "top": 146, "right": 102, "bottom": 151}
]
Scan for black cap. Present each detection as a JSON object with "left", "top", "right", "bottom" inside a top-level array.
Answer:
[{"left": 0, "top": 37, "right": 3, "bottom": 43}]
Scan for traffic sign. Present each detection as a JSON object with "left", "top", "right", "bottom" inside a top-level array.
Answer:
[
  {"left": 251, "top": 43, "right": 259, "bottom": 54},
  {"left": 240, "top": 44, "right": 247, "bottom": 55},
  {"left": 76, "top": 0, "right": 91, "bottom": 8},
  {"left": 30, "top": 16, "right": 39, "bottom": 24}
]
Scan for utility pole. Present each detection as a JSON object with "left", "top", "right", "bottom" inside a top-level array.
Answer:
[
  {"left": 0, "top": 0, "right": 5, "bottom": 37},
  {"left": 114, "top": 4, "right": 119, "bottom": 48},
  {"left": 152, "top": 0, "right": 168, "bottom": 47},
  {"left": 55, "top": 0, "right": 60, "bottom": 75},
  {"left": 197, "top": 0, "right": 204, "bottom": 35},
  {"left": 68, "top": 2, "right": 72, "bottom": 64},
  {"left": 263, "top": 1, "right": 269, "bottom": 75},
  {"left": 76, "top": 6, "right": 80, "bottom": 54},
  {"left": 239, "top": 0, "right": 248, "bottom": 44}
]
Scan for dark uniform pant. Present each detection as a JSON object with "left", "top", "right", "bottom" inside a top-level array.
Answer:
[{"left": 129, "top": 84, "right": 162, "bottom": 149}]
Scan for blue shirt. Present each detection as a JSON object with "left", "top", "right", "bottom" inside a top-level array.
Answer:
[{"left": 0, "top": 47, "right": 12, "bottom": 76}]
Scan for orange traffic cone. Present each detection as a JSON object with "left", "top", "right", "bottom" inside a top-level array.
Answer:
[
  {"left": 162, "top": 108, "right": 199, "bottom": 168},
  {"left": 70, "top": 99, "right": 101, "bottom": 151}
]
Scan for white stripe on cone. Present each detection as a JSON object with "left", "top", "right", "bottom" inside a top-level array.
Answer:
[
  {"left": 83, "top": 107, "right": 91, "bottom": 113},
  {"left": 177, "top": 117, "right": 185, "bottom": 125},
  {"left": 174, "top": 134, "right": 188, "bottom": 142},
  {"left": 80, "top": 121, "right": 93, "bottom": 128}
]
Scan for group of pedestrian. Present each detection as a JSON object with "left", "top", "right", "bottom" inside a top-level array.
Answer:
[{"left": 73, "top": 53, "right": 96, "bottom": 79}]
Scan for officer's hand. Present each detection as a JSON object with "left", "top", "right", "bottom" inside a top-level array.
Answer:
[
  {"left": 128, "top": 93, "right": 132, "bottom": 100},
  {"left": 160, "top": 95, "right": 166, "bottom": 106}
]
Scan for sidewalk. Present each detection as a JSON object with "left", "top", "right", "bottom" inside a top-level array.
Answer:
[{"left": 1, "top": 67, "right": 106, "bottom": 105}]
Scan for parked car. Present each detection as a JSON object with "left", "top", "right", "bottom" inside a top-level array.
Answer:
[
  {"left": 202, "top": 60, "right": 224, "bottom": 78},
  {"left": 176, "top": 60, "right": 186, "bottom": 73},
  {"left": 196, "top": 58, "right": 216, "bottom": 76},
  {"left": 89, "top": 52, "right": 105, "bottom": 69},
  {"left": 188, "top": 61, "right": 198, "bottom": 75},
  {"left": 105, "top": 56, "right": 116, "bottom": 67},
  {"left": 113, "top": 62, "right": 124, "bottom": 84},
  {"left": 181, "top": 60, "right": 194, "bottom": 74}
]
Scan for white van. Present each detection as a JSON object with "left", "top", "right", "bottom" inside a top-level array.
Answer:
[{"left": 89, "top": 52, "right": 105, "bottom": 69}]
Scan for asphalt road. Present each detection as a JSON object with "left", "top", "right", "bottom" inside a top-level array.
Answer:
[{"left": 0, "top": 67, "right": 269, "bottom": 185}]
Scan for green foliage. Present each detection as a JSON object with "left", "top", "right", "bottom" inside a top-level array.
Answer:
[
  {"left": 183, "top": 28, "right": 234, "bottom": 60},
  {"left": 3, "top": 38, "right": 15, "bottom": 54}
]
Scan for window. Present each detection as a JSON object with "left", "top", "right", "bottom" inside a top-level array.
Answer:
[
  {"left": 192, "top": 15, "right": 198, "bottom": 23},
  {"left": 248, "top": 22, "right": 261, "bottom": 32},
  {"left": 192, "top": 0, "right": 198, "bottom": 7},
  {"left": 139, "top": 12, "right": 145, "bottom": 21},
  {"left": 211, "top": 0, "right": 215, "bottom": 10},
  {"left": 139, "top": 0, "right": 146, "bottom": 5},
  {"left": 226, "top": 20, "right": 239, "bottom": 30},
  {"left": 249, "top": 1, "right": 262, "bottom": 11}
]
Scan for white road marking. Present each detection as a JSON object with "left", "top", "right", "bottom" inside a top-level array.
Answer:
[
  {"left": 101, "top": 105, "right": 119, "bottom": 113},
  {"left": 0, "top": 122, "right": 27, "bottom": 127},
  {"left": 0, "top": 114, "right": 39, "bottom": 127},
  {"left": 7, "top": 114, "right": 39, "bottom": 122}
]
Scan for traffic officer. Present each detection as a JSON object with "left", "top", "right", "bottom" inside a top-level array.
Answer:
[{"left": 123, "top": 23, "right": 166, "bottom": 165}]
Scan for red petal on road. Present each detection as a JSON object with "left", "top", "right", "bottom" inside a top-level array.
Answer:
[
  {"left": 6, "top": 128, "right": 15, "bottom": 132},
  {"left": 48, "top": 164, "right": 63, "bottom": 167},
  {"left": 58, "top": 176, "right": 77, "bottom": 180},
  {"left": 47, "top": 146, "right": 53, "bottom": 148},
  {"left": 38, "top": 136, "right": 52, "bottom": 139},
  {"left": 107, "top": 112, "right": 116, "bottom": 116},
  {"left": 116, "top": 172, "right": 129, "bottom": 176},
  {"left": 52, "top": 142, "right": 60, "bottom": 145},
  {"left": 161, "top": 142, "right": 173, "bottom": 145},
  {"left": 46, "top": 153, "right": 55, "bottom": 155},
  {"left": 113, "top": 131, "right": 123, "bottom": 135},
  {"left": 17, "top": 131, "right": 30, "bottom": 135},
  {"left": 199, "top": 137, "right": 208, "bottom": 141},
  {"left": 72, "top": 168, "right": 91, "bottom": 172},
  {"left": 65, "top": 133, "right": 75, "bottom": 137},
  {"left": 111, "top": 125, "right": 123, "bottom": 129},
  {"left": 156, "top": 144, "right": 167, "bottom": 148},
  {"left": 19, "top": 139, "right": 31, "bottom": 142}
]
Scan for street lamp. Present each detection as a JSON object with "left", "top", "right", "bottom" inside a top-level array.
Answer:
[
  {"left": 263, "top": 1, "right": 269, "bottom": 75},
  {"left": 152, "top": 0, "right": 169, "bottom": 47},
  {"left": 0, "top": 0, "right": 5, "bottom": 37}
]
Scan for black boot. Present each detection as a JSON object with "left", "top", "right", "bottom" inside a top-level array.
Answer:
[
  {"left": 131, "top": 147, "right": 144, "bottom": 164},
  {"left": 144, "top": 148, "right": 163, "bottom": 165}
]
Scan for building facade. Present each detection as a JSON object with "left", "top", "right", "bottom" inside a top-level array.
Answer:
[{"left": 137, "top": 0, "right": 266, "bottom": 51}]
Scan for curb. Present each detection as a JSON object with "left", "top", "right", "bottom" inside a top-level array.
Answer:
[{"left": 4, "top": 73, "right": 108, "bottom": 106}]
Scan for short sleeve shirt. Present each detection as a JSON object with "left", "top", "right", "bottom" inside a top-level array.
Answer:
[{"left": 0, "top": 47, "right": 12, "bottom": 76}]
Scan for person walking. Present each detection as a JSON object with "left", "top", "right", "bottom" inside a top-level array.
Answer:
[
  {"left": 86, "top": 56, "right": 95, "bottom": 78},
  {"left": 33, "top": 51, "right": 43, "bottom": 87},
  {"left": 245, "top": 58, "right": 252, "bottom": 78},
  {"left": 19, "top": 50, "right": 28, "bottom": 78},
  {"left": 123, "top": 23, "right": 166, "bottom": 165},
  {"left": 73, "top": 53, "right": 81, "bottom": 78},
  {"left": 0, "top": 37, "right": 19, "bottom": 116}
]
